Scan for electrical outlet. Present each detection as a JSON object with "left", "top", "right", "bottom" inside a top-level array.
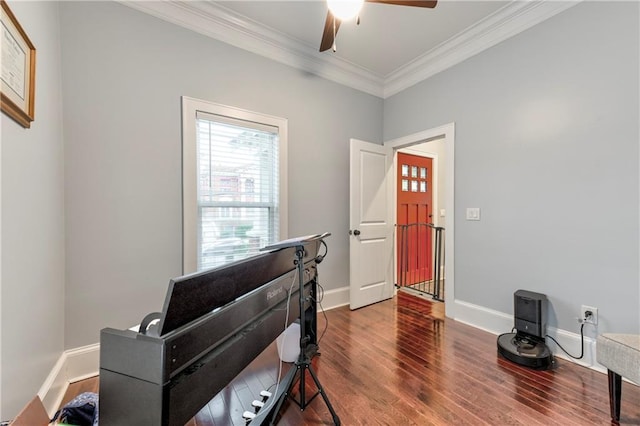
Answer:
[
  {"left": 581, "top": 305, "right": 598, "bottom": 325},
  {"left": 466, "top": 208, "right": 480, "bottom": 221}
]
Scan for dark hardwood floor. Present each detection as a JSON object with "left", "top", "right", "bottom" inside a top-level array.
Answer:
[{"left": 63, "top": 291, "right": 640, "bottom": 425}]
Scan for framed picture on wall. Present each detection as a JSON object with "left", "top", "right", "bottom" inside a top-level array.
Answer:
[{"left": 1, "top": 0, "right": 35, "bottom": 128}]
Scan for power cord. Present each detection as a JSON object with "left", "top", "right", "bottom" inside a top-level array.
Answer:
[
  {"left": 257, "top": 268, "right": 298, "bottom": 418},
  {"left": 315, "top": 239, "right": 328, "bottom": 264},
  {"left": 312, "top": 282, "right": 329, "bottom": 345},
  {"left": 545, "top": 322, "right": 585, "bottom": 360}
]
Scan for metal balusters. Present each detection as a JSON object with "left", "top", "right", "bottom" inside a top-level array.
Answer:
[{"left": 396, "top": 223, "right": 445, "bottom": 300}]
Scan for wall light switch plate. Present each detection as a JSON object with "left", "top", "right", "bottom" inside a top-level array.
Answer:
[{"left": 466, "top": 208, "right": 481, "bottom": 221}]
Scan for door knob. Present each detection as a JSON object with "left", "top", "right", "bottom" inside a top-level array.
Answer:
[{"left": 353, "top": 229, "right": 361, "bottom": 236}]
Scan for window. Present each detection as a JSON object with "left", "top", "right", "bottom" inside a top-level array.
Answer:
[{"left": 182, "top": 97, "right": 288, "bottom": 272}]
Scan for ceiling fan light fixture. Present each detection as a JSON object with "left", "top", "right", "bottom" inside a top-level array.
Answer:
[{"left": 327, "top": 0, "right": 364, "bottom": 21}]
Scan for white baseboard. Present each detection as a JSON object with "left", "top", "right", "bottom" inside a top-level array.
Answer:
[
  {"left": 38, "top": 343, "right": 99, "bottom": 417},
  {"left": 453, "top": 299, "right": 514, "bottom": 334},
  {"left": 317, "top": 285, "right": 349, "bottom": 311},
  {"left": 37, "top": 353, "right": 67, "bottom": 418},
  {"left": 64, "top": 343, "right": 100, "bottom": 382}
]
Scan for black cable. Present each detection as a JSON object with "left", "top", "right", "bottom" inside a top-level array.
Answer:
[
  {"left": 312, "top": 282, "right": 329, "bottom": 344},
  {"left": 316, "top": 279, "right": 325, "bottom": 303},
  {"left": 545, "top": 322, "right": 585, "bottom": 360},
  {"left": 315, "top": 239, "right": 328, "bottom": 264},
  {"left": 317, "top": 301, "right": 329, "bottom": 344}
]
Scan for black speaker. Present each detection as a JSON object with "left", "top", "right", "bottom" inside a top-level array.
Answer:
[{"left": 514, "top": 289, "right": 547, "bottom": 341}]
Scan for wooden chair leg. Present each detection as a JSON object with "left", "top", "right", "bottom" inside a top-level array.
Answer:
[{"left": 607, "top": 369, "right": 621, "bottom": 422}]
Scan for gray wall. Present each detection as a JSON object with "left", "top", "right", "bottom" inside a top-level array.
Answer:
[
  {"left": 59, "top": 1, "right": 383, "bottom": 349},
  {"left": 384, "top": 1, "right": 639, "bottom": 334},
  {"left": 0, "top": 1, "right": 65, "bottom": 418}
]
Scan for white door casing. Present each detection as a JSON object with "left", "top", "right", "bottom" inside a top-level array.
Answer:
[{"left": 349, "top": 139, "right": 394, "bottom": 310}]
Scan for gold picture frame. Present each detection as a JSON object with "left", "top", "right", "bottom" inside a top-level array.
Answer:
[{"left": 1, "top": 0, "right": 35, "bottom": 128}]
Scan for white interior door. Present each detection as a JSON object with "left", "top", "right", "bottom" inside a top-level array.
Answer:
[{"left": 349, "top": 139, "right": 394, "bottom": 310}]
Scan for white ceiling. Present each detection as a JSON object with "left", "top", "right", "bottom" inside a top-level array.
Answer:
[
  {"left": 122, "top": 0, "right": 580, "bottom": 98},
  {"left": 217, "top": 1, "right": 509, "bottom": 77}
]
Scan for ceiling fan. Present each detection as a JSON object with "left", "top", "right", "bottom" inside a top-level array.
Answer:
[{"left": 320, "top": 0, "right": 438, "bottom": 52}]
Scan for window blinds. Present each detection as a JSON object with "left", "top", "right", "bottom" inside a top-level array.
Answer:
[{"left": 195, "top": 112, "right": 280, "bottom": 270}]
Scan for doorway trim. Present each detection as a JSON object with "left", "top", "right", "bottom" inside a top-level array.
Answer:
[{"left": 384, "top": 122, "right": 455, "bottom": 318}]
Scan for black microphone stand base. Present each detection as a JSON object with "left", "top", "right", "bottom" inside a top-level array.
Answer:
[{"left": 271, "top": 352, "right": 341, "bottom": 426}]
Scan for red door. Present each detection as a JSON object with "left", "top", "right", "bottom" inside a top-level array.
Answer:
[{"left": 397, "top": 153, "right": 433, "bottom": 286}]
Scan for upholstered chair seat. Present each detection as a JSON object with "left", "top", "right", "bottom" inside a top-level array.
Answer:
[{"left": 596, "top": 333, "right": 640, "bottom": 422}]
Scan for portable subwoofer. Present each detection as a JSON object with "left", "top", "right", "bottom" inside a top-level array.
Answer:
[{"left": 497, "top": 290, "right": 554, "bottom": 370}]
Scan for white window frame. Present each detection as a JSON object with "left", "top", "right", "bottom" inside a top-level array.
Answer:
[{"left": 181, "top": 96, "right": 288, "bottom": 273}]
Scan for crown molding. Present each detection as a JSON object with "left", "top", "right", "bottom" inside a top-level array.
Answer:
[
  {"left": 118, "top": 0, "right": 581, "bottom": 99},
  {"left": 383, "top": 0, "right": 582, "bottom": 98},
  {"left": 119, "top": 0, "right": 385, "bottom": 97}
]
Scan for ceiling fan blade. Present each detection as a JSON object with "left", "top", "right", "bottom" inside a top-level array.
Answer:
[
  {"left": 319, "top": 11, "right": 341, "bottom": 52},
  {"left": 365, "top": 0, "right": 437, "bottom": 8}
]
